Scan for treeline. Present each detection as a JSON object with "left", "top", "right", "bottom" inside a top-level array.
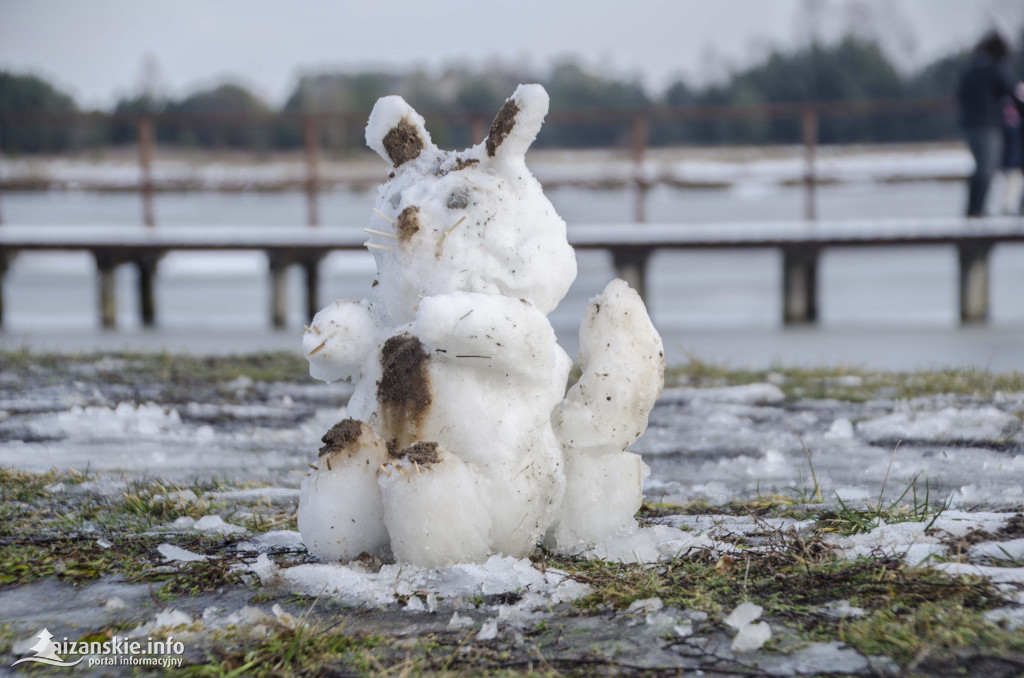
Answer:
[{"left": 2, "top": 32, "right": 1022, "bottom": 155}]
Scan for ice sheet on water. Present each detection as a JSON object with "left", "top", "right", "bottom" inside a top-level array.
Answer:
[{"left": 857, "top": 406, "right": 1020, "bottom": 444}]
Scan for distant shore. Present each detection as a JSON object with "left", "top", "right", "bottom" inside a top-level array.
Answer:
[{"left": 0, "top": 142, "right": 971, "bottom": 192}]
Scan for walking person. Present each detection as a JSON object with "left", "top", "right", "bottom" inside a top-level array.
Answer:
[
  {"left": 957, "top": 31, "right": 1020, "bottom": 217},
  {"left": 1000, "top": 100, "right": 1023, "bottom": 215}
]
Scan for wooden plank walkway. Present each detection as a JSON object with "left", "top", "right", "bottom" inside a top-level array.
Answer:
[{"left": 1, "top": 217, "right": 1021, "bottom": 328}]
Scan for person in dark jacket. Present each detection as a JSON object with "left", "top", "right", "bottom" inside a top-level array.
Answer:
[{"left": 957, "top": 31, "right": 1020, "bottom": 216}]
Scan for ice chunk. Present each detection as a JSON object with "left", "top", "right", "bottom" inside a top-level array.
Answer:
[
  {"left": 724, "top": 603, "right": 771, "bottom": 654},
  {"left": 104, "top": 597, "right": 127, "bottom": 611},
  {"left": 128, "top": 609, "right": 193, "bottom": 637},
  {"left": 193, "top": 515, "right": 247, "bottom": 535},
  {"left": 448, "top": 611, "right": 473, "bottom": 628},
  {"left": 820, "top": 600, "right": 867, "bottom": 618},
  {"left": 477, "top": 619, "right": 498, "bottom": 640},
  {"left": 626, "top": 598, "right": 664, "bottom": 615},
  {"left": 731, "top": 621, "right": 771, "bottom": 653},
  {"left": 824, "top": 418, "right": 854, "bottom": 439},
  {"left": 158, "top": 543, "right": 208, "bottom": 562},
  {"left": 724, "top": 602, "right": 763, "bottom": 629}
]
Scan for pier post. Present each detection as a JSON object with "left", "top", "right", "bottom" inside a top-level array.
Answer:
[
  {"left": 0, "top": 255, "right": 7, "bottom": 327},
  {"left": 303, "top": 258, "right": 320, "bottom": 322},
  {"left": 782, "top": 246, "right": 819, "bottom": 324},
  {"left": 0, "top": 120, "right": 4, "bottom": 226},
  {"left": 958, "top": 242, "right": 991, "bottom": 324},
  {"left": 95, "top": 252, "right": 118, "bottom": 329},
  {"left": 303, "top": 116, "right": 320, "bottom": 227},
  {"left": 631, "top": 113, "right": 649, "bottom": 223},
  {"left": 138, "top": 116, "right": 155, "bottom": 227},
  {"left": 612, "top": 247, "right": 652, "bottom": 305},
  {"left": 802, "top": 107, "right": 818, "bottom": 222},
  {"left": 269, "top": 253, "right": 288, "bottom": 329},
  {"left": 136, "top": 256, "right": 158, "bottom": 327}
]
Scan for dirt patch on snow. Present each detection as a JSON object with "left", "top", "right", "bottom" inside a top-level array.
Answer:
[
  {"left": 377, "top": 333, "right": 432, "bottom": 449},
  {"left": 318, "top": 418, "right": 365, "bottom": 458},
  {"left": 383, "top": 118, "right": 425, "bottom": 167},
  {"left": 396, "top": 206, "right": 420, "bottom": 241},
  {"left": 486, "top": 100, "right": 519, "bottom": 157},
  {"left": 392, "top": 441, "right": 441, "bottom": 465}
]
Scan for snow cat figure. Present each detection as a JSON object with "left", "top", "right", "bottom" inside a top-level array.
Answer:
[{"left": 298, "top": 85, "right": 664, "bottom": 568}]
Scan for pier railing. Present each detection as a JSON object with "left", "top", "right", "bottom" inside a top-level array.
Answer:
[
  {"left": 0, "top": 217, "right": 1019, "bottom": 330},
  {"left": 0, "top": 97, "right": 956, "bottom": 227}
]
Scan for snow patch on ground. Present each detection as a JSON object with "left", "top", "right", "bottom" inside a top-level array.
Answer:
[
  {"left": 660, "top": 383, "right": 785, "bottom": 406},
  {"left": 931, "top": 562, "right": 1024, "bottom": 583},
  {"left": 244, "top": 553, "right": 590, "bottom": 618},
  {"left": 857, "top": 406, "right": 1020, "bottom": 444},
  {"left": 970, "top": 538, "right": 1024, "bottom": 561},
  {"left": 826, "top": 520, "right": 944, "bottom": 565}
]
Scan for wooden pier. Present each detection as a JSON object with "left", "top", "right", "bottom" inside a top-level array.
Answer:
[{"left": 0, "top": 217, "right": 1020, "bottom": 328}]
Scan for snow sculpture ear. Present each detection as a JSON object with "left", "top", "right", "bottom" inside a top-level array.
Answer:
[
  {"left": 365, "top": 96, "right": 435, "bottom": 167},
  {"left": 485, "top": 84, "right": 549, "bottom": 161}
]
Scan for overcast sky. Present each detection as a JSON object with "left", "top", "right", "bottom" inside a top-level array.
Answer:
[{"left": 1, "top": 0, "right": 1021, "bottom": 108}]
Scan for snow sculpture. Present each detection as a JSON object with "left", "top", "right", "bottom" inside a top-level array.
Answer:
[{"left": 298, "top": 84, "right": 664, "bottom": 568}]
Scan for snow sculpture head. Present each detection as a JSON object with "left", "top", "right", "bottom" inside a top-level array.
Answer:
[
  {"left": 362, "top": 84, "right": 577, "bottom": 324},
  {"left": 299, "top": 84, "right": 665, "bottom": 570}
]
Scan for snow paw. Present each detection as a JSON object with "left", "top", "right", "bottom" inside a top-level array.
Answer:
[
  {"left": 297, "top": 419, "right": 390, "bottom": 561},
  {"left": 379, "top": 442, "right": 491, "bottom": 568}
]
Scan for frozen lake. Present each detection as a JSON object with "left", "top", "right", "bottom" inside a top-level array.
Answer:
[{"left": 2, "top": 180, "right": 1023, "bottom": 370}]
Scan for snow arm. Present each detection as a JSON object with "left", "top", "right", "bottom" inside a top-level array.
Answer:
[
  {"left": 412, "top": 292, "right": 557, "bottom": 382},
  {"left": 303, "top": 299, "right": 380, "bottom": 382}
]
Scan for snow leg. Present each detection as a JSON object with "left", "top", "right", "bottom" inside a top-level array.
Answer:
[
  {"left": 298, "top": 419, "right": 391, "bottom": 561},
  {"left": 379, "top": 442, "right": 491, "bottom": 568}
]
